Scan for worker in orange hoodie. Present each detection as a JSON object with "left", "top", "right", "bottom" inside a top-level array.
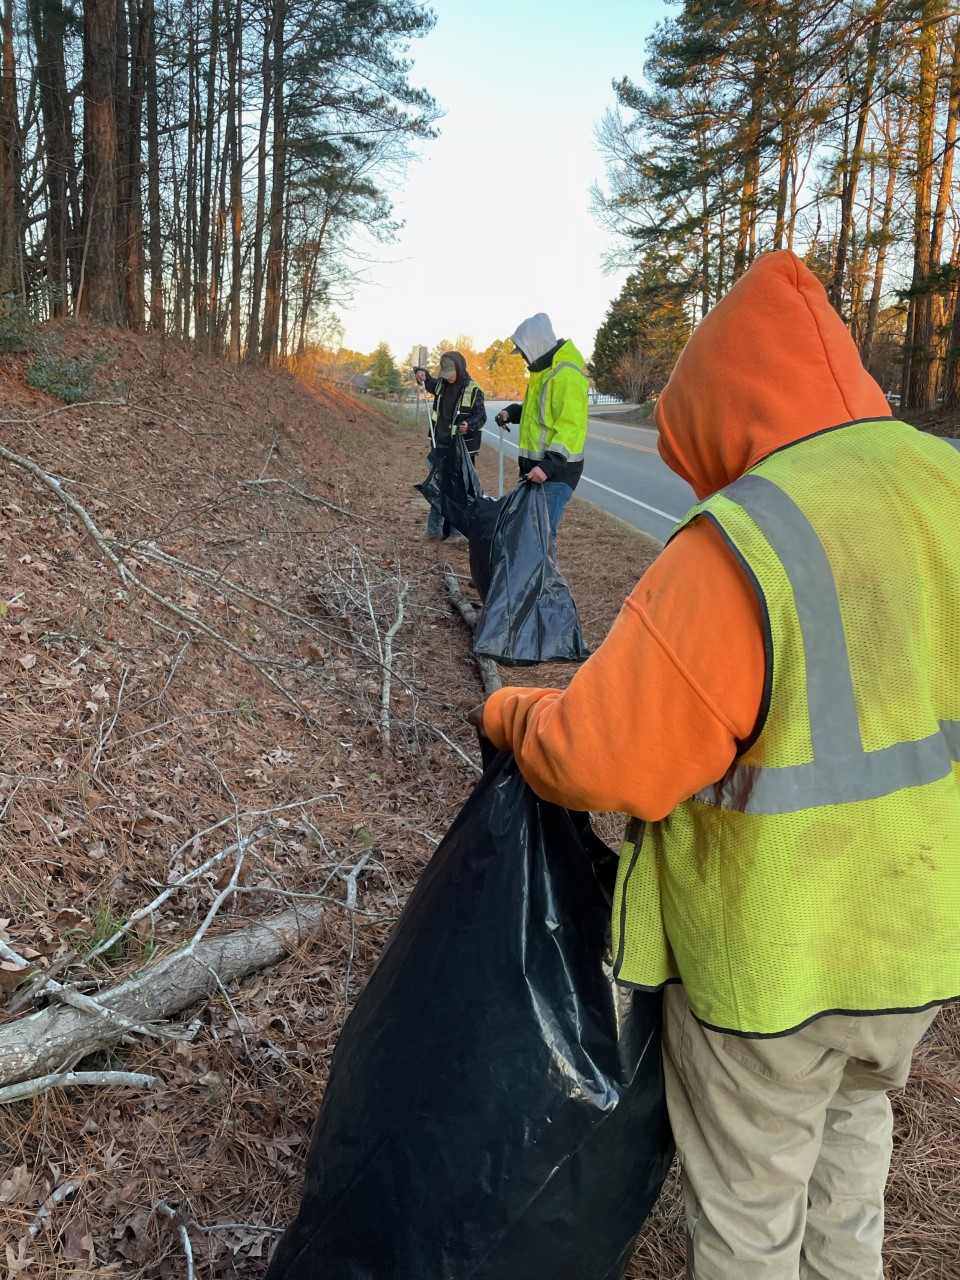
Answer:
[{"left": 474, "top": 250, "right": 960, "bottom": 1279}]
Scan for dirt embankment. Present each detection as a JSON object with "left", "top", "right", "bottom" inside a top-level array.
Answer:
[{"left": 0, "top": 325, "right": 956, "bottom": 1278}]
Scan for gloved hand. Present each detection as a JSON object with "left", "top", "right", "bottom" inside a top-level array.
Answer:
[{"left": 494, "top": 410, "right": 512, "bottom": 432}]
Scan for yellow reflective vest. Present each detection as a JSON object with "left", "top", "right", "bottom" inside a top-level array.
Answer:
[
  {"left": 518, "top": 340, "right": 588, "bottom": 464},
  {"left": 613, "top": 418, "right": 960, "bottom": 1035},
  {"left": 431, "top": 380, "right": 481, "bottom": 439}
]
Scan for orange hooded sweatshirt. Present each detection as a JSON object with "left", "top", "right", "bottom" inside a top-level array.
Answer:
[{"left": 482, "top": 251, "right": 892, "bottom": 818}]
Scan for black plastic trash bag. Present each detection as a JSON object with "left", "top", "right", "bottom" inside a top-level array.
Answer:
[
  {"left": 416, "top": 440, "right": 589, "bottom": 665},
  {"left": 472, "top": 480, "right": 590, "bottom": 666},
  {"left": 265, "top": 752, "right": 674, "bottom": 1280},
  {"left": 416, "top": 439, "right": 494, "bottom": 543}
]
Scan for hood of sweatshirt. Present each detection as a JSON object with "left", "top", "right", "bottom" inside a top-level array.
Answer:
[
  {"left": 439, "top": 350, "right": 470, "bottom": 390},
  {"left": 654, "top": 250, "right": 892, "bottom": 500},
  {"left": 510, "top": 313, "right": 557, "bottom": 365}
]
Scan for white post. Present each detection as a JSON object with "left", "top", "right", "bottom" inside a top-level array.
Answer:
[
  {"left": 497, "top": 423, "right": 504, "bottom": 497},
  {"left": 409, "top": 344, "right": 429, "bottom": 440}
]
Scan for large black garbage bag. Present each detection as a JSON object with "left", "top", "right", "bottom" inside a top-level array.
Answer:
[
  {"left": 472, "top": 480, "right": 589, "bottom": 666},
  {"left": 265, "top": 753, "right": 673, "bottom": 1280},
  {"left": 416, "top": 438, "right": 495, "bottom": 542},
  {"left": 416, "top": 441, "right": 589, "bottom": 664}
]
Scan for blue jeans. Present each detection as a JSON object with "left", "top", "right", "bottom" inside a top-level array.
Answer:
[{"left": 542, "top": 481, "right": 574, "bottom": 539}]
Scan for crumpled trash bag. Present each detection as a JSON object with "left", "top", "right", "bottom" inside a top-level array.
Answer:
[
  {"left": 264, "top": 751, "right": 674, "bottom": 1280},
  {"left": 472, "top": 480, "right": 590, "bottom": 665},
  {"left": 416, "top": 439, "right": 492, "bottom": 542},
  {"left": 417, "top": 439, "right": 589, "bottom": 665}
]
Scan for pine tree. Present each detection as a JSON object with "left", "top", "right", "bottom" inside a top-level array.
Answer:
[
  {"left": 368, "top": 341, "right": 403, "bottom": 398},
  {"left": 592, "top": 259, "right": 690, "bottom": 399}
]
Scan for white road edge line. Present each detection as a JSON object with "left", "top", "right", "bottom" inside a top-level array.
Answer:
[
  {"left": 576, "top": 475, "right": 680, "bottom": 523},
  {"left": 481, "top": 429, "right": 681, "bottom": 524}
]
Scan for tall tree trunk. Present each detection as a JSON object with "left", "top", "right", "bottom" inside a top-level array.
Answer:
[
  {"left": 227, "top": 0, "right": 242, "bottom": 361},
  {"left": 29, "top": 0, "right": 78, "bottom": 314},
  {"left": 182, "top": 21, "right": 197, "bottom": 340},
  {"left": 195, "top": 0, "right": 219, "bottom": 351},
  {"left": 280, "top": 188, "right": 294, "bottom": 360},
  {"left": 699, "top": 165, "right": 711, "bottom": 320},
  {"left": 942, "top": 277, "right": 960, "bottom": 406},
  {"left": 246, "top": 1, "right": 274, "bottom": 360},
  {"left": 144, "top": 0, "right": 163, "bottom": 329},
  {"left": 902, "top": 1, "right": 942, "bottom": 410},
  {"left": 829, "top": 13, "right": 882, "bottom": 310},
  {"left": 0, "top": 0, "right": 22, "bottom": 304},
  {"left": 922, "top": 18, "right": 960, "bottom": 402},
  {"left": 211, "top": 102, "right": 229, "bottom": 354},
  {"left": 863, "top": 98, "right": 907, "bottom": 367},
  {"left": 771, "top": 4, "right": 800, "bottom": 253},
  {"left": 260, "top": 0, "right": 286, "bottom": 365},
  {"left": 118, "top": 0, "right": 148, "bottom": 328},
  {"left": 80, "top": 0, "right": 122, "bottom": 323},
  {"left": 170, "top": 134, "right": 187, "bottom": 339},
  {"left": 734, "top": 52, "right": 765, "bottom": 278}
]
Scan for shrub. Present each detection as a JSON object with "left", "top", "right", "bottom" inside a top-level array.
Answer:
[
  {"left": 26, "top": 353, "right": 97, "bottom": 403},
  {"left": 0, "top": 305, "right": 38, "bottom": 356}
]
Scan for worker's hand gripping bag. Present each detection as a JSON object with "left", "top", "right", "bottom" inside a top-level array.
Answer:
[{"left": 265, "top": 752, "right": 673, "bottom": 1280}]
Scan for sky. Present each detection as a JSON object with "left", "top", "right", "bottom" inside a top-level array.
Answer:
[{"left": 337, "top": 0, "right": 669, "bottom": 365}]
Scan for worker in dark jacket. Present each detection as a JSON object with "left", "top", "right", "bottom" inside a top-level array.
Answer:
[{"left": 415, "top": 351, "right": 486, "bottom": 539}]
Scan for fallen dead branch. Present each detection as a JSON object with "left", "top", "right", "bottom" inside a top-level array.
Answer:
[
  {"left": 81, "top": 801, "right": 336, "bottom": 967},
  {"left": 0, "top": 1068, "right": 158, "bottom": 1106},
  {"left": 380, "top": 577, "right": 409, "bottom": 757},
  {"left": 1, "top": 398, "right": 193, "bottom": 435},
  {"left": 242, "top": 475, "right": 359, "bottom": 520},
  {"left": 443, "top": 567, "right": 502, "bottom": 697},
  {"left": 155, "top": 1199, "right": 196, "bottom": 1280},
  {"left": 0, "top": 938, "right": 175, "bottom": 1042},
  {"left": 0, "top": 902, "right": 328, "bottom": 1087}
]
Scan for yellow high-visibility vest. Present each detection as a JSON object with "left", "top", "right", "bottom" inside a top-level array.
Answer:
[
  {"left": 518, "top": 340, "right": 588, "bottom": 464},
  {"left": 431, "top": 380, "right": 481, "bottom": 437},
  {"left": 613, "top": 418, "right": 960, "bottom": 1035}
]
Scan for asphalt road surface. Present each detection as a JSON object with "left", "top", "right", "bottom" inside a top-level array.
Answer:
[
  {"left": 482, "top": 404, "right": 960, "bottom": 543},
  {"left": 482, "top": 401, "right": 696, "bottom": 543}
]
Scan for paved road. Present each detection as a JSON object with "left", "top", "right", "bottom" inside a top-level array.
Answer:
[
  {"left": 482, "top": 401, "right": 695, "bottom": 543},
  {"left": 483, "top": 404, "right": 960, "bottom": 542}
]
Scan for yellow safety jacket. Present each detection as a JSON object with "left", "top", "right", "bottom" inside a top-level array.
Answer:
[
  {"left": 518, "top": 340, "right": 588, "bottom": 464},
  {"left": 430, "top": 380, "right": 481, "bottom": 440},
  {"left": 613, "top": 418, "right": 960, "bottom": 1035}
]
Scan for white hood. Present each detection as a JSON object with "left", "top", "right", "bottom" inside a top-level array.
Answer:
[{"left": 510, "top": 313, "right": 557, "bottom": 364}]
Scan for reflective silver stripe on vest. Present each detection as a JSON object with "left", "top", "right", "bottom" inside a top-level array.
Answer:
[
  {"left": 431, "top": 381, "right": 478, "bottom": 435},
  {"left": 537, "top": 361, "right": 587, "bottom": 456},
  {"left": 694, "top": 473, "right": 960, "bottom": 815}
]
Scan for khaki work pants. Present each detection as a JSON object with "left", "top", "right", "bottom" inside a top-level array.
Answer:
[{"left": 662, "top": 983, "right": 939, "bottom": 1280}]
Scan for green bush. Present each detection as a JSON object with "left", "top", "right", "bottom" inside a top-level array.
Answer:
[
  {"left": 0, "top": 306, "right": 38, "bottom": 356},
  {"left": 26, "top": 353, "right": 96, "bottom": 403}
]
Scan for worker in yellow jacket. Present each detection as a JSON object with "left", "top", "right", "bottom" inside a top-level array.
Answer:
[
  {"left": 493, "top": 312, "right": 588, "bottom": 537},
  {"left": 475, "top": 252, "right": 960, "bottom": 1279}
]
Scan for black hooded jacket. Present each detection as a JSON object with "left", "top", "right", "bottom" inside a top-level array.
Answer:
[{"left": 422, "top": 352, "right": 486, "bottom": 453}]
